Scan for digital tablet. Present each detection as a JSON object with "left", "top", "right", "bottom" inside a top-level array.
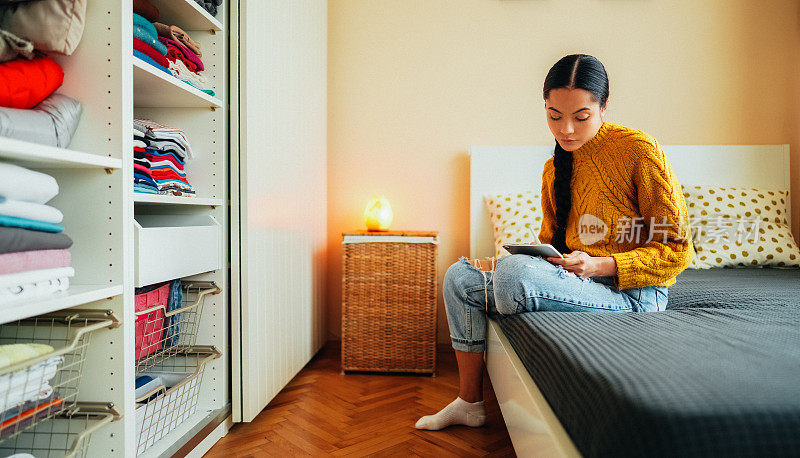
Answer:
[{"left": 502, "top": 243, "right": 564, "bottom": 259}]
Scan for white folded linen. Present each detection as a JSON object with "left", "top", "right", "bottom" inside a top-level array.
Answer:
[
  {"left": 169, "top": 58, "right": 211, "bottom": 91},
  {"left": 0, "top": 356, "right": 62, "bottom": 411},
  {"left": 0, "top": 163, "right": 59, "bottom": 204},
  {"left": 0, "top": 382, "right": 54, "bottom": 411},
  {"left": 0, "top": 276, "right": 70, "bottom": 304},
  {"left": 0, "top": 267, "right": 74, "bottom": 288},
  {"left": 0, "top": 198, "right": 63, "bottom": 223},
  {"left": 0, "top": 267, "right": 73, "bottom": 305},
  {"left": 0, "top": 277, "right": 69, "bottom": 310}
]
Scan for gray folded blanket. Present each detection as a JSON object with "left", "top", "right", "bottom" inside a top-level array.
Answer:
[
  {"left": 0, "top": 92, "right": 82, "bottom": 148},
  {"left": 0, "top": 226, "right": 73, "bottom": 254}
]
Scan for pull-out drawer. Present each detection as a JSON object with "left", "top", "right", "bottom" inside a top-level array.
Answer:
[{"left": 134, "top": 214, "right": 221, "bottom": 287}]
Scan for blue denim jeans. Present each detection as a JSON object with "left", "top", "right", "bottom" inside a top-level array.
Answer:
[{"left": 444, "top": 254, "right": 669, "bottom": 353}]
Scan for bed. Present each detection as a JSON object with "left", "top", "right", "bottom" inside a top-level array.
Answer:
[{"left": 469, "top": 144, "right": 800, "bottom": 457}]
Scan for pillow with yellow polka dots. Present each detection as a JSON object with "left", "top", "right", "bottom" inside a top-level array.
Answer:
[
  {"left": 682, "top": 185, "right": 800, "bottom": 268},
  {"left": 484, "top": 191, "right": 543, "bottom": 258}
]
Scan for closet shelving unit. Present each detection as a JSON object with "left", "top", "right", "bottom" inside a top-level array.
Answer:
[
  {"left": 130, "top": 0, "right": 229, "bottom": 456},
  {"left": 0, "top": 0, "right": 229, "bottom": 456},
  {"left": 0, "top": 0, "right": 132, "bottom": 453}
]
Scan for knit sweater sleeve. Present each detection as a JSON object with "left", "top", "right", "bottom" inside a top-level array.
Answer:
[
  {"left": 609, "top": 140, "right": 694, "bottom": 290},
  {"left": 538, "top": 158, "right": 556, "bottom": 245}
]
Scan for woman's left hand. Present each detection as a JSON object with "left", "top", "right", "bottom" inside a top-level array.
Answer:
[{"left": 546, "top": 251, "right": 616, "bottom": 278}]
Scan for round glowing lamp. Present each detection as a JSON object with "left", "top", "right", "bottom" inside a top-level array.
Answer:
[{"left": 364, "top": 196, "right": 393, "bottom": 231}]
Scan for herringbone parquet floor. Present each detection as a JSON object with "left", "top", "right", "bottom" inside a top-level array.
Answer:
[{"left": 204, "top": 343, "right": 515, "bottom": 457}]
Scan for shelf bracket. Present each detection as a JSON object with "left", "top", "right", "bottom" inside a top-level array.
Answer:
[{"left": 104, "top": 168, "right": 114, "bottom": 175}]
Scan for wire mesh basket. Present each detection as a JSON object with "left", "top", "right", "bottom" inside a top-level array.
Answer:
[
  {"left": 0, "top": 309, "right": 120, "bottom": 456},
  {"left": 135, "top": 345, "right": 220, "bottom": 454},
  {"left": 0, "top": 402, "right": 120, "bottom": 458},
  {"left": 135, "top": 281, "right": 221, "bottom": 373}
]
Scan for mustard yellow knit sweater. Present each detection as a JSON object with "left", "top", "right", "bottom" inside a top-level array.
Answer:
[{"left": 538, "top": 121, "right": 694, "bottom": 290}]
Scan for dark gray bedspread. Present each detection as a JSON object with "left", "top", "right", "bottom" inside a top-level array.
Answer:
[{"left": 495, "top": 268, "right": 800, "bottom": 457}]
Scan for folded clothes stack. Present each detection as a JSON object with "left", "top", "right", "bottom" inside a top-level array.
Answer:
[
  {"left": 132, "top": 0, "right": 215, "bottom": 96},
  {"left": 0, "top": 163, "right": 73, "bottom": 306},
  {"left": 133, "top": 127, "right": 158, "bottom": 194},
  {"left": 0, "top": 343, "right": 65, "bottom": 438},
  {"left": 133, "top": 119, "right": 196, "bottom": 197},
  {"left": 0, "top": 0, "right": 87, "bottom": 148},
  {"left": 133, "top": 11, "right": 169, "bottom": 75}
]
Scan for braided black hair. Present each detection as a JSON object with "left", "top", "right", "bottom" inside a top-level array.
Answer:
[{"left": 543, "top": 54, "right": 609, "bottom": 254}]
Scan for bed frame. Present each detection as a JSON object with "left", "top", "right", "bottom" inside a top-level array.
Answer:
[{"left": 469, "top": 143, "right": 792, "bottom": 457}]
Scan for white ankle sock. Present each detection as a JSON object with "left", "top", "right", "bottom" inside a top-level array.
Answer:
[{"left": 415, "top": 397, "right": 486, "bottom": 430}]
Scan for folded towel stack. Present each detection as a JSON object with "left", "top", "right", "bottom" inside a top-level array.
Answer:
[
  {"left": 132, "top": 1, "right": 215, "bottom": 96},
  {"left": 133, "top": 119, "right": 196, "bottom": 197},
  {"left": 0, "top": 163, "right": 73, "bottom": 306},
  {"left": 0, "top": 343, "right": 64, "bottom": 438}
]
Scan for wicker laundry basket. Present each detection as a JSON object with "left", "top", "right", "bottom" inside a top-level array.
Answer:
[{"left": 341, "top": 230, "right": 438, "bottom": 374}]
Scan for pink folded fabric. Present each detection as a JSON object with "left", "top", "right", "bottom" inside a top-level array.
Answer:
[
  {"left": 157, "top": 37, "right": 203, "bottom": 72},
  {"left": 0, "top": 249, "right": 71, "bottom": 275}
]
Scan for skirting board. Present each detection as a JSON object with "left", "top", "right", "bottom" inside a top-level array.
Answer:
[
  {"left": 186, "top": 415, "right": 233, "bottom": 458},
  {"left": 485, "top": 320, "right": 581, "bottom": 458}
]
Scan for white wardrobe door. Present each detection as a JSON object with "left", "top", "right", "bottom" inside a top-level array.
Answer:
[{"left": 231, "top": 0, "right": 328, "bottom": 422}]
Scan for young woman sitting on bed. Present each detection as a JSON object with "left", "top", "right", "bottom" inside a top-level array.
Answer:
[{"left": 415, "top": 53, "right": 694, "bottom": 431}]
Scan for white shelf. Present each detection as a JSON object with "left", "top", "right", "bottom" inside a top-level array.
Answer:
[
  {"left": 0, "top": 136, "right": 122, "bottom": 169},
  {"left": 133, "top": 57, "right": 222, "bottom": 108},
  {"left": 149, "top": 0, "right": 223, "bottom": 32},
  {"left": 133, "top": 194, "right": 223, "bottom": 206},
  {"left": 0, "top": 284, "right": 124, "bottom": 325}
]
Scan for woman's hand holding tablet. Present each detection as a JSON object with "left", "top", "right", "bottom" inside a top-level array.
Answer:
[{"left": 502, "top": 243, "right": 564, "bottom": 259}]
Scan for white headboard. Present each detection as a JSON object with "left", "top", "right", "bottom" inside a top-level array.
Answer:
[{"left": 469, "top": 144, "right": 792, "bottom": 259}]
